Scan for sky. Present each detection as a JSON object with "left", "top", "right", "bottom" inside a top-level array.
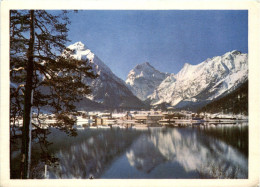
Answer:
[{"left": 66, "top": 10, "right": 248, "bottom": 80}]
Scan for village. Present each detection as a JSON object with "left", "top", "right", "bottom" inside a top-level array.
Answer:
[{"left": 14, "top": 110, "right": 247, "bottom": 131}]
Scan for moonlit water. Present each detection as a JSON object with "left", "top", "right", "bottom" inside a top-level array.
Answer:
[{"left": 10, "top": 123, "right": 248, "bottom": 179}]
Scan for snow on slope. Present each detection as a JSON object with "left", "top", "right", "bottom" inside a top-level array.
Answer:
[
  {"left": 125, "top": 62, "right": 170, "bottom": 101},
  {"left": 67, "top": 41, "right": 114, "bottom": 78},
  {"left": 149, "top": 50, "right": 248, "bottom": 107},
  {"left": 66, "top": 42, "right": 145, "bottom": 109}
]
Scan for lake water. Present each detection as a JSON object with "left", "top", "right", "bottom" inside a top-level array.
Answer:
[{"left": 10, "top": 123, "right": 248, "bottom": 179}]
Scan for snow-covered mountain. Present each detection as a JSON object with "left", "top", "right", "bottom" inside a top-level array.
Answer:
[
  {"left": 125, "top": 62, "right": 170, "bottom": 101},
  {"left": 148, "top": 50, "right": 248, "bottom": 109},
  {"left": 67, "top": 41, "right": 146, "bottom": 110}
]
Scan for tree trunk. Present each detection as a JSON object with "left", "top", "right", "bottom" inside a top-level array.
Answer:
[{"left": 20, "top": 10, "right": 35, "bottom": 179}]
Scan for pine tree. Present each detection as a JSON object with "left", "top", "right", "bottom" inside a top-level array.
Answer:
[{"left": 10, "top": 10, "right": 96, "bottom": 179}]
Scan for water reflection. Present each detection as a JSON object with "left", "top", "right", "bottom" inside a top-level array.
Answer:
[
  {"left": 124, "top": 127, "right": 247, "bottom": 178},
  {"left": 11, "top": 123, "right": 248, "bottom": 179},
  {"left": 126, "top": 134, "right": 167, "bottom": 173},
  {"left": 47, "top": 128, "right": 142, "bottom": 179}
]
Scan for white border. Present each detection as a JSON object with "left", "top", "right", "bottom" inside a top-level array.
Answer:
[{"left": 1, "top": 1, "right": 259, "bottom": 187}]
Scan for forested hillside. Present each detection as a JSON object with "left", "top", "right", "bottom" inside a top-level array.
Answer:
[{"left": 198, "top": 80, "right": 248, "bottom": 115}]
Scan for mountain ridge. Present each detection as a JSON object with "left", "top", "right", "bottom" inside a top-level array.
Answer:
[
  {"left": 125, "top": 62, "right": 170, "bottom": 101},
  {"left": 150, "top": 50, "right": 248, "bottom": 110},
  {"left": 66, "top": 43, "right": 248, "bottom": 111},
  {"left": 67, "top": 41, "right": 147, "bottom": 110},
  {"left": 126, "top": 50, "right": 248, "bottom": 111}
]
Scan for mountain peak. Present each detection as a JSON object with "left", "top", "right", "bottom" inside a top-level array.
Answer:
[
  {"left": 74, "top": 41, "right": 84, "bottom": 46},
  {"left": 135, "top": 62, "right": 154, "bottom": 70},
  {"left": 222, "top": 50, "right": 242, "bottom": 58},
  {"left": 68, "top": 41, "right": 86, "bottom": 51},
  {"left": 126, "top": 62, "right": 169, "bottom": 101},
  {"left": 230, "top": 50, "right": 242, "bottom": 55},
  {"left": 66, "top": 41, "right": 93, "bottom": 61},
  {"left": 143, "top": 62, "right": 152, "bottom": 66},
  {"left": 149, "top": 50, "right": 248, "bottom": 108},
  {"left": 65, "top": 42, "right": 145, "bottom": 109},
  {"left": 183, "top": 62, "right": 191, "bottom": 68}
]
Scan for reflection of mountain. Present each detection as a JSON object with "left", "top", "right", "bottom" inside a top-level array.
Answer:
[
  {"left": 43, "top": 126, "right": 247, "bottom": 179},
  {"left": 126, "top": 127, "right": 248, "bottom": 178},
  {"left": 126, "top": 135, "right": 166, "bottom": 173},
  {"left": 48, "top": 129, "right": 141, "bottom": 179}
]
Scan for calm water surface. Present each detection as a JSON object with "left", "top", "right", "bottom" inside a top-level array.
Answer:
[{"left": 11, "top": 123, "right": 248, "bottom": 179}]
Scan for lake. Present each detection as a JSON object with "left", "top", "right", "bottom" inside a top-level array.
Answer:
[{"left": 10, "top": 123, "right": 248, "bottom": 179}]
